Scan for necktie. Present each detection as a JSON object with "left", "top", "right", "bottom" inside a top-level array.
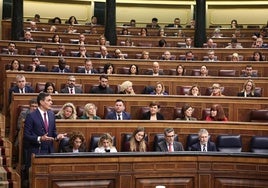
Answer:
[
  {"left": 44, "top": 112, "right": 48, "bottom": 132},
  {"left": 70, "top": 88, "right": 73, "bottom": 94},
  {"left": 202, "top": 144, "right": 206, "bottom": 152},
  {"left": 168, "top": 143, "right": 172, "bottom": 152},
  {"left": 20, "top": 88, "right": 24, "bottom": 93},
  {"left": 117, "top": 114, "right": 121, "bottom": 120}
]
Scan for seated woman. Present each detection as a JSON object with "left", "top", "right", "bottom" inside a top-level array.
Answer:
[
  {"left": 124, "top": 127, "right": 148, "bottom": 152},
  {"left": 251, "top": 51, "right": 264, "bottom": 61},
  {"left": 176, "top": 64, "right": 186, "bottom": 76},
  {"left": 94, "top": 133, "right": 117, "bottom": 153},
  {"left": 188, "top": 85, "right": 201, "bottom": 96},
  {"left": 128, "top": 64, "right": 139, "bottom": 75},
  {"left": 51, "top": 34, "right": 61, "bottom": 43},
  {"left": 121, "top": 28, "right": 129, "bottom": 35},
  {"left": 150, "top": 81, "right": 168, "bottom": 95},
  {"left": 6, "top": 59, "right": 24, "bottom": 72},
  {"left": 230, "top": 52, "right": 240, "bottom": 62},
  {"left": 210, "top": 83, "right": 225, "bottom": 96},
  {"left": 142, "top": 101, "right": 164, "bottom": 120},
  {"left": 62, "top": 131, "right": 86, "bottom": 153},
  {"left": 119, "top": 81, "right": 135, "bottom": 94},
  {"left": 43, "top": 82, "right": 58, "bottom": 94},
  {"left": 103, "top": 63, "right": 115, "bottom": 74},
  {"left": 205, "top": 104, "right": 228, "bottom": 121},
  {"left": 237, "top": 79, "right": 261, "bottom": 97},
  {"left": 80, "top": 103, "right": 101, "bottom": 120},
  {"left": 176, "top": 104, "right": 197, "bottom": 121},
  {"left": 139, "top": 28, "right": 148, "bottom": 36},
  {"left": 55, "top": 102, "right": 77, "bottom": 119}
]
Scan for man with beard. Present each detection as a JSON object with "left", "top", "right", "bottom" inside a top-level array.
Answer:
[
  {"left": 60, "top": 75, "right": 82, "bottom": 94},
  {"left": 89, "top": 74, "right": 114, "bottom": 94}
]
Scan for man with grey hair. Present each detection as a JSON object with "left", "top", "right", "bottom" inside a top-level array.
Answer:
[
  {"left": 191, "top": 129, "right": 217, "bottom": 152},
  {"left": 156, "top": 127, "right": 184, "bottom": 152},
  {"left": 60, "top": 75, "right": 82, "bottom": 94}
]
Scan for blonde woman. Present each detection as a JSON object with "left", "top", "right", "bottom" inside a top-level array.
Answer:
[
  {"left": 210, "top": 83, "right": 225, "bottom": 96},
  {"left": 94, "top": 133, "right": 117, "bottom": 153},
  {"left": 80, "top": 103, "right": 101, "bottom": 120},
  {"left": 55, "top": 102, "right": 77, "bottom": 119},
  {"left": 237, "top": 79, "right": 261, "bottom": 97},
  {"left": 124, "top": 127, "right": 148, "bottom": 152},
  {"left": 150, "top": 81, "right": 168, "bottom": 95},
  {"left": 119, "top": 81, "right": 135, "bottom": 94}
]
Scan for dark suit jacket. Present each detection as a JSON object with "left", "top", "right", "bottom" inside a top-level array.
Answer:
[
  {"left": 90, "top": 85, "right": 114, "bottom": 94},
  {"left": 23, "top": 109, "right": 57, "bottom": 168},
  {"left": 51, "top": 67, "right": 71, "bottom": 73},
  {"left": 167, "top": 24, "right": 183, "bottom": 28},
  {"left": 146, "top": 70, "right": 164, "bottom": 75},
  {"left": 142, "top": 111, "right": 164, "bottom": 120},
  {"left": 106, "top": 111, "right": 131, "bottom": 120},
  {"left": 28, "top": 65, "right": 48, "bottom": 72},
  {"left": 8, "top": 85, "right": 34, "bottom": 104},
  {"left": 76, "top": 52, "right": 90, "bottom": 58},
  {"left": 62, "top": 145, "right": 86, "bottom": 153},
  {"left": 237, "top": 91, "right": 261, "bottom": 97},
  {"left": 60, "top": 86, "right": 83, "bottom": 94},
  {"left": 77, "top": 68, "right": 98, "bottom": 74},
  {"left": 190, "top": 141, "right": 217, "bottom": 152},
  {"left": 96, "top": 54, "right": 112, "bottom": 59},
  {"left": 156, "top": 140, "right": 184, "bottom": 152}
]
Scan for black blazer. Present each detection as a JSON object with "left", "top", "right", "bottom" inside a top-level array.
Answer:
[
  {"left": 190, "top": 141, "right": 217, "bottom": 152},
  {"left": 60, "top": 87, "right": 83, "bottom": 94},
  {"left": 156, "top": 140, "right": 184, "bottom": 152},
  {"left": 237, "top": 91, "right": 261, "bottom": 97},
  {"left": 142, "top": 111, "right": 164, "bottom": 120},
  {"left": 8, "top": 85, "right": 34, "bottom": 103},
  {"left": 77, "top": 68, "right": 98, "bottom": 74},
  {"left": 51, "top": 67, "right": 71, "bottom": 73}
]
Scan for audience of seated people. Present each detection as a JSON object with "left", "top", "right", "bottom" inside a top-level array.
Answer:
[
  {"left": 119, "top": 81, "right": 135, "bottom": 94},
  {"left": 124, "top": 127, "right": 148, "bottom": 152},
  {"left": 155, "top": 127, "right": 184, "bottom": 152},
  {"left": 141, "top": 101, "right": 164, "bottom": 120},
  {"left": 237, "top": 79, "right": 261, "bottom": 97},
  {"left": 94, "top": 133, "right": 117, "bottom": 153},
  {"left": 60, "top": 75, "right": 82, "bottom": 94},
  {"left": 80, "top": 103, "right": 101, "bottom": 120},
  {"left": 176, "top": 104, "right": 197, "bottom": 121},
  {"left": 61, "top": 131, "right": 86, "bottom": 153},
  {"left": 55, "top": 102, "right": 77, "bottom": 119},
  {"left": 105, "top": 99, "right": 131, "bottom": 120},
  {"left": 89, "top": 75, "right": 114, "bottom": 94},
  {"left": 205, "top": 104, "right": 228, "bottom": 121}
]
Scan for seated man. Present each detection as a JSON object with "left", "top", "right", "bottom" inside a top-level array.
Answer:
[
  {"left": 30, "top": 44, "right": 45, "bottom": 56},
  {"left": 77, "top": 59, "right": 98, "bottom": 74},
  {"left": 60, "top": 75, "right": 82, "bottom": 94},
  {"left": 146, "top": 62, "right": 164, "bottom": 76},
  {"left": 190, "top": 129, "right": 217, "bottom": 152},
  {"left": 52, "top": 44, "right": 69, "bottom": 57},
  {"left": 204, "top": 38, "right": 217, "bottom": 48},
  {"left": 89, "top": 74, "right": 114, "bottom": 94},
  {"left": 105, "top": 99, "right": 131, "bottom": 120},
  {"left": 2, "top": 42, "right": 18, "bottom": 55},
  {"left": 78, "top": 34, "right": 87, "bottom": 45},
  {"left": 240, "top": 65, "right": 258, "bottom": 77},
  {"left": 225, "top": 38, "right": 243, "bottom": 48},
  {"left": 146, "top": 17, "right": 160, "bottom": 28},
  {"left": 96, "top": 45, "right": 112, "bottom": 59},
  {"left": 76, "top": 45, "right": 90, "bottom": 58},
  {"left": 113, "top": 48, "right": 125, "bottom": 59},
  {"left": 156, "top": 127, "right": 184, "bottom": 152},
  {"left": 28, "top": 57, "right": 48, "bottom": 72},
  {"left": 204, "top": 50, "right": 217, "bottom": 62},
  {"left": 185, "top": 51, "right": 195, "bottom": 61},
  {"left": 8, "top": 75, "right": 34, "bottom": 104},
  {"left": 167, "top": 17, "right": 182, "bottom": 28},
  {"left": 51, "top": 58, "right": 71, "bottom": 73},
  {"left": 21, "top": 31, "right": 33, "bottom": 42},
  {"left": 161, "top": 51, "right": 174, "bottom": 60},
  {"left": 200, "top": 65, "right": 209, "bottom": 77}
]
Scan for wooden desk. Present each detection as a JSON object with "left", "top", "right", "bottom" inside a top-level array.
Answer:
[{"left": 30, "top": 152, "right": 268, "bottom": 188}]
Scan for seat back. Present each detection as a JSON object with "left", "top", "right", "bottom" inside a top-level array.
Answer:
[
  {"left": 216, "top": 135, "right": 242, "bottom": 152},
  {"left": 58, "top": 137, "right": 70, "bottom": 152},
  {"left": 250, "top": 109, "right": 268, "bottom": 122},
  {"left": 250, "top": 136, "right": 268, "bottom": 153},
  {"left": 218, "top": 69, "right": 236, "bottom": 77},
  {"left": 153, "top": 133, "right": 178, "bottom": 151},
  {"left": 186, "top": 134, "right": 199, "bottom": 151}
]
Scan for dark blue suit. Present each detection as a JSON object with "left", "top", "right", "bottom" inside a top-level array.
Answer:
[
  {"left": 8, "top": 85, "right": 34, "bottom": 104},
  {"left": 105, "top": 111, "right": 131, "bottom": 120},
  {"left": 190, "top": 141, "right": 217, "bottom": 152},
  {"left": 51, "top": 67, "right": 71, "bottom": 73},
  {"left": 77, "top": 68, "right": 98, "bottom": 74},
  {"left": 23, "top": 109, "right": 58, "bottom": 168}
]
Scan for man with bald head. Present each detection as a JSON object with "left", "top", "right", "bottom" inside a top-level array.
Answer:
[{"left": 146, "top": 62, "right": 164, "bottom": 76}]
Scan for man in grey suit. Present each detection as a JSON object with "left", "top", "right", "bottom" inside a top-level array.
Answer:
[
  {"left": 60, "top": 75, "right": 82, "bottom": 94},
  {"left": 156, "top": 127, "right": 184, "bottom": 152}
]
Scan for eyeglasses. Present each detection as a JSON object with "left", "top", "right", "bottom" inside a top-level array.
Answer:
[
  {"left": 212, "top": 87, "right": 220, "bottom": 89},
  {"left": 166, "top": 135, "right": 175, "bottom": 138}
]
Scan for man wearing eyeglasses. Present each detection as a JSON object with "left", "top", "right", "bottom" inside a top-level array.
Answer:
[
  {"left": 190, "top": 129, "right": 217, "bottom": 152},
  {"left": 156, "top": 127, "right": 184, "bottom": 152}
]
